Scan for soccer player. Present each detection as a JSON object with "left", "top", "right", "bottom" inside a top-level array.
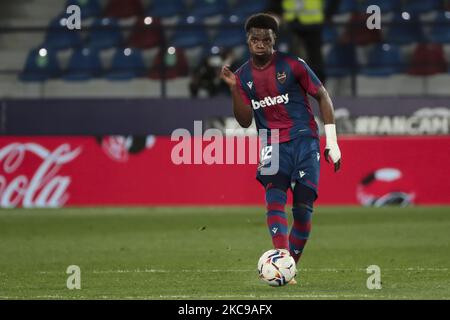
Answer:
[{"left": 220, "top": 13, "right": 341, "bottom": 284}]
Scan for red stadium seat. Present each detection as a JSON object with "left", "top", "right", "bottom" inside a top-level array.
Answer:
[
  {"left": 104, "top": 0, "right": 144, "bottom": 19},
  {"left": 407, "top": 43, "right": 448, "bottom": 76},
  {"left": 127, "top": 17, "right": 163, "bottom": 49},
  {"left": 148, "top": 48, "right": 189, "bottom": 79},
  {"left": 341, "top": 13, "right": 382, "bottom": 46}
]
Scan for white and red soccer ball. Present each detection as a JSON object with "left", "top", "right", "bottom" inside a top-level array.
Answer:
[{"left": 257, "top": 249, "right": 296, "bottom": 286}]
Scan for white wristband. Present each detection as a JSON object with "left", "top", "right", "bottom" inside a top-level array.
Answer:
[{"left": 324, "top": 124, "right": 338, "bottom": 145}]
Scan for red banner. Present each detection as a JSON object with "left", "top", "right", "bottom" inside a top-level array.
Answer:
[{"left": 0, "top": 136, "right": 449, "bottom": 207}]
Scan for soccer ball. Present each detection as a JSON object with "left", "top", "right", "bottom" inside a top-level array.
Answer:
[{"left": 257, "top": 249, "right": 296, "bottom": 286}]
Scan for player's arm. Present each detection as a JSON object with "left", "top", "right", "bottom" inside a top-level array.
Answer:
[
  {"left": 313, "top": 86, "right": 341, "bottom": 172},
  {"left": 220, "top": 65, "right": 253, "bottom": 128}
]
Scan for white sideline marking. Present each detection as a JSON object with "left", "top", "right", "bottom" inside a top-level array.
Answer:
[
  {"left": 36, "top": 267, "right": 449, "bottom": 274},
  {"left": 0, "top": 294, "right": 416, "bottom": 299}
]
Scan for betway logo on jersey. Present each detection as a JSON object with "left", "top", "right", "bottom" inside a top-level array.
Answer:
[{"left": 251, "top": 94, "right": 289, "bottom": 110}]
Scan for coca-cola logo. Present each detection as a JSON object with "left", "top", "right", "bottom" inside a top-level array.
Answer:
[{"left": 0, "top": 143, "right": 81, "bottom": 208}]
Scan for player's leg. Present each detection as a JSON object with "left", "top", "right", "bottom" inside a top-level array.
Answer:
[
  {"left": 289, "top": 183, "right": 316, "bottom": 263},
  {"left": 289, "top": 137, "right": 321, "bottom": 263},
  {"left": 257, "top": 173, "right": 291, "bottom": 250},
  {"left": 256, "top": 141, "right": 292, "bottom": 250}
]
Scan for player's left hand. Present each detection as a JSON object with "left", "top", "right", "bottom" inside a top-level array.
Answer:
[
  {"left": 324, "top": 144, "right": 341, "bottom": 172},
  {"left": 323, "top": 124, "right": 341, "bottom": 172}
]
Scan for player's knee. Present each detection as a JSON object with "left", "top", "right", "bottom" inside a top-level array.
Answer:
[
  {"left": 265, "top": 187, "right": 287, "bottom": 207},
  {"left": 258, "top": 173, "right": 290, "bottom": 193},
  {"left": 292, "top": 203, "right": 312, "bottom": 223},
  {"left": 292, "top": 183, "right": 316, "bottom": 209},
  {"left": 291, "top": 185, "right": 313, "bottom": 232}
]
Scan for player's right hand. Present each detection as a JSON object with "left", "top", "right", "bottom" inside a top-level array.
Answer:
[{"left": 220, "top": 65, "right": 236, "bottom": 88}]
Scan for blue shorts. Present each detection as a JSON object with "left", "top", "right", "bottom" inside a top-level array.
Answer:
[{"left": 256, "top": 136, "right": 321, "bottom": 197}]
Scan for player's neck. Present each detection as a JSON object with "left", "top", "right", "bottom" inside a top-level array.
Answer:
[{"left": 251, "top": 51, "right": 275, "bottom": 70}]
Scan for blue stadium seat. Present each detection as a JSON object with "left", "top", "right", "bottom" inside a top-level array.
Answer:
[
  {"left": 170, "top": 17, "right": 209, "bottom": 48},
  {"left": 88, "top": 18, "right": 123, "bottom": 50},
  {"left": 367, "top": 0, "right": 401, "bottom": 13},
  {"left": 147, "top": 0, "right": 186, "bottom": 18},
  {"left": 19, "top": 48, "right": 61, "bottom": 81},
  {"left": 402, "top": 0, "right": 442, "bottom": 14},
  {"left": 233, "top": 0, "right": 268, "bottom": 16},
  {"left": 106, "top": 48, "right": 146, "bottom": 80},
  {"left": 64, "top": 48, "right": 102, "bottom": 81},
  {"left": 212, "top": 14, "right": 246, "bottom": 48},
  {"left": 325, "top": 44, "right": 356, "bottom": 77},
  {"left": 384, "top": 14, "right": 424, "bottom": 44},
  {"left": 336, "top": 0, "right": 357, "bottom": 14},
  {"left": 189, "top": 0, "right": 229, "bottom": 19},
  {"left": 429, "top": 12, "right": 450, "bottom": 43},
  {"left": 361, "top": 44, "right": 403, "bottom": 76},
  {"left": 44, "top": 15, "right": 83, "bottom": 50},
  {"left": 65, "top": 0, "right": 102, "bottom": 18},
  {"left": 322, "top": 24, "right": 338, "bottom": 43}
]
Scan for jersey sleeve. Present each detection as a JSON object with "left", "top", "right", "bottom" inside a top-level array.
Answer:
[
  {"left": 292, "top": 58, "right": 323, "bottom": 96},
  {"left": 234, "top": 73, "right": 251, "bottom": 105}
]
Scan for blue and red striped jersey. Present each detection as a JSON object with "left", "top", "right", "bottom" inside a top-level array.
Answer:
[{"left": 234, "top": 51, "right": 322, "bottom": 143}]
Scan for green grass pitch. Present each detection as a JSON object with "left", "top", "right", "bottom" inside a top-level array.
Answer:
[{"left": 0, "top": 206, "right": 449, "bottom": 300}]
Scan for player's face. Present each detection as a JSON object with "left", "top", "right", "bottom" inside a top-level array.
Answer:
[{"left": 247, "top": 28, "right": 275, "bottom": 57}]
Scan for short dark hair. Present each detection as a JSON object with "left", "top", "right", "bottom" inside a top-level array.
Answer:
[{"left": 244, "top": 13, "right": 279, "bottom": 35}]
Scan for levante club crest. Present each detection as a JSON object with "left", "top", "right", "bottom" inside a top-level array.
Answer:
[{"left": 277, "top": 71, "right": 287, "bottom": 84}]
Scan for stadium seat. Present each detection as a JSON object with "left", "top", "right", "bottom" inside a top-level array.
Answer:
[
  {"left": 446, "top": 0, "right": 450, "bottom": 11},
  {"left": 104, "top": 0, "right": 144, "bottom": 19},
  {"left": 341, "top": 13, "right": 382, "bottom": 45},
  {"left": 44, "top": 15, "right": 83, "bottom": 50},
  {"left": 366, "top": 0, "right": 401, "bottom": 13},
  {"left": 325, "top": 44, "right": 356, "bottom": 77},
  {"left": 106, "top": 48, "right": 146, "bottom": 80},
  {"left": 429, "top": 12, "right": 450, "bottom": 43},
  {"left": 147, "top": 0, "right": 186, "bottom": 18},
  {"left": 384, "top": 14, "right": 424, "bottom": 45},
  {"left": 408, "top": 43, "right": 448, "bottom": 76},
  {"left": 19, "top": 48, "right": 61, "bottom": 81},
  {"left": 64, "top": 47, "right": 102, "bottom": 81},
  {"left": 148, "top": 48, "right": 189, "bottom": 79},
  {"left": 402, "top": 0, "right": 442, "bottom": 14},
  {"left": 323, "top": 24, "right": 339, "bottom": 44},
  {"left": 336, "top": 0, "right": 358, "bottom": 14},
  {"left": 189, "top": 0, "right": 229, "bottom": 19},
  {"left": 88, "top": 18, "right": 123, "bottom": 50},
  {"left": 212, "top": 15, "right": 246, "bottom": 48},
  {"left": 232, "top": 0, "right": 268, "bottom": 16},
  {"left": 127, "top": 17, "right": 164, "bottom": 49},
  {"left": 170, "top": 17, "right": 209, "bottom": 48},
  {"left": 361, "top": 44, "right": 403, "bottom": 76},
  {"left": 65, "top": 0, "right": 102, "bottom": 19}
]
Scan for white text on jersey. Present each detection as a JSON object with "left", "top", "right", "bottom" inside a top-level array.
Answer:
[{"left": 251, "top": 94, "right": 289, "bottom": 110}]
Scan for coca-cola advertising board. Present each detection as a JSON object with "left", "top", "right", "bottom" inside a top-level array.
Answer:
[{"left": 0, "top": 136, "right": 449, "bottom": 208}]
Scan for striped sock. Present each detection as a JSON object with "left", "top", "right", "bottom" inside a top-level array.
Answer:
[
  {"left": 265, "top": 188, "right": 288, "bottom": 250},
  {"left": 289, "top": 203, "right": 313, "bottom": 263}
]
